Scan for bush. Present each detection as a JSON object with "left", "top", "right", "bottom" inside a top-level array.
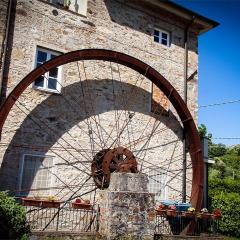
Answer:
[
  {"left": 0, "top": 191, "right": 30, "bottom": 239},
  {"left": 212, "top": 192, "right": 240, "bottom": 237},
  {"left": 209, "top": 143, "right": 227, "bottom": 158},
  {"left": 209, "top": 178, "right": 240, "bottom": 195}
]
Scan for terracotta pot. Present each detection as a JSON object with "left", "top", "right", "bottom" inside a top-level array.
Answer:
[
  {"left": 167, "top": 210, "right": 176, "bottom": 217},
  {"left": 71, "top": 202, "right": 92, "bottom": 210},
  {"left": 156, "top": 209, "right": 166, "bottom": 216},
  {"left": 183, "top": 212, "right": 195, "bottom": 218},
  {"left": 200, "top": 213, "right": 211, "bottom": 220},
  {"left": 41, "top": 200, "right": 61, "bottom": 208},
  {"left": 212, "top": 214, "right": 221, "bottom": 220},
  {"left": 21, "top": 198, "right": 42, "bottom": 207}
]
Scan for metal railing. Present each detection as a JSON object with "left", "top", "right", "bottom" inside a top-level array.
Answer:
[
  {"left": 155, "top": 212, "right": 219, "bottom": 236},
  {"left": 24, "top": 206, "right": 219, "bottom": 236},
  {"left": 25, "top": 205, "right": 97, "bottom": 232}
]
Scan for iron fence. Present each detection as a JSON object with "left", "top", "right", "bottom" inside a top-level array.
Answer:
[
  {"left": 155, "top": 212, "right": 219, "bottom": 236},
  {"left": 24, "top": 206, "right": 220, "bottom": 236},
  {"left": 25, "top": 205, "right": 97, "bottom": 232}
]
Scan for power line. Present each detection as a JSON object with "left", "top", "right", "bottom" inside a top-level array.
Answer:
[
  {"left": 213, "top": 137, "right": 240, "bottom": 140},
  {"left": 199, "top": 99, "right": 240, "bottom": 108}
]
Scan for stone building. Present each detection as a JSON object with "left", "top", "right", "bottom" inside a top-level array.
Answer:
[{"left": 0, "top": 0, "right": 218, "bottom": 206}]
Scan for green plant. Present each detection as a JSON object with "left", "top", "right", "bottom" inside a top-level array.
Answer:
[
  {"left": 212, "top": 192, "right": 240, "bottom": 237},
  {"left": 64, "top": 0, "right": 71, "bottom": 7},
  {"left": 209, "top": 143, "right": 227, "bottom": 158},
  {"left": 0, "top": 191, "right": 30, "bottom": 239}
]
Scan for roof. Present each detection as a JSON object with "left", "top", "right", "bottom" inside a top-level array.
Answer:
[
  {"left": 158, "top": 0, "right": 219, "bottom": 34},
  {"left": 124, "top": 0, "right": 219, "bottom": 34}
]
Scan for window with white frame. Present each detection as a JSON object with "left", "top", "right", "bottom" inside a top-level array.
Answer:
[
  {"left": 154, "top": 28, "right": 170, "bottom": 47},
  {"left": 147, "top": 167, "right": 168, "bottom": 202},
  {"left": 33, "top": 47, "right": 62, "bottom": 92},
  {"left": 19, "top": 154, "right": 54, "bottom": 196}
]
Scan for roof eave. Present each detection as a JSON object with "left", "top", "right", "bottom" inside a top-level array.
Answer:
[{"left": 156, "top": 0, "right": 219, "bottom": 34}]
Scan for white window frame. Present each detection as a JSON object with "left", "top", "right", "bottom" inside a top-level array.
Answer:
[
  {"left": 18, "top": 153, "right": 55, "bottom": 197},
  {"left": 33, "top": 47, "right": 62, "bottom": 93},
  {"left": 154, "top": 28, "right": 170, "bottom": 47}
]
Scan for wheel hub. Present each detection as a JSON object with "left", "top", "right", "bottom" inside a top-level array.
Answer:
[{"left": 91, "top": 147, "right": 138, "bottom": 189}]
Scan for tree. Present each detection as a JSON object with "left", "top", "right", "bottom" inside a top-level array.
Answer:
[
  {"left": 0, "top": 191, "right": 29, "bottom": 239},
  {"left": 198, "top": 124, "right": 212, "bottom": 145},
  {"left": 209, "top": 143, "right": 227, "bottom": 158},
  {"left": 208, "top": 139, "right": 240, "bottom": 237}
]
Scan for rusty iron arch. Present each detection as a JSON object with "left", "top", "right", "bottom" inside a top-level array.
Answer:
[{"left": 0, "top": 49, "right": 203, "bottom": 210}]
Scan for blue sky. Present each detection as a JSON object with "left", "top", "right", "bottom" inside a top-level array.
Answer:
[{"left": 174, "top": 0, "right": 240, "bottom": 146}]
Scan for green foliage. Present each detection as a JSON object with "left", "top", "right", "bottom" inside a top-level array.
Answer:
[
  {"left": 198, "top": 124, "right": 207, "bottom": 138},
  {"left": 0, "top": 191, "right": 30, "bottom": 239},
  {"left": 227, "top": 145, "right": 240, "bottom": 156},
  {"left": 198, "top": 123, "right": 212, "bottom": 145},
  {"left": 199, "top": 124, "right": 240, "bottom": 237},
  {"left": 212, "top": 192, "right": 240, "bottom": 237},
  {"left": 209, "top": 143, "right": 227, "bottom": 158},
  {"left": 209, "top": 178, "right": 240, "bottom": 195},
  {"left": 207, "top": 134, "right": 240, "bottom": 237}
]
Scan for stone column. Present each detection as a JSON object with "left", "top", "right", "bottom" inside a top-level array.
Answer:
[{"left": 98, "top": 172, "right": 155, "bottom": 240}]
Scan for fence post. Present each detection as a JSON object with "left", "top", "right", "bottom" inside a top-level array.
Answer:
[{"left": 56, "top": 207, "right": 60, "bottom": 231}]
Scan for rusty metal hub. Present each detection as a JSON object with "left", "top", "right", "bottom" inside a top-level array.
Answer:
[{"left": 91, "top": 147, "right": 138, "bottom": 189}]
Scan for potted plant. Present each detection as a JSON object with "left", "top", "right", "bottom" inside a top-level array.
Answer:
[
  {"left": 41, "top": 196, "right": 61, "bottom": 208},
  {"left": 212, "top": 208, "right": 222, "bottom": 220},
  {"left": 199, "top": 208, "right": 211, "bottom": 220},
  {"left": 166, "top": 204, "right": 177, "bottom": 217},
  {"left": 71, "top": 198, "right": 92, "bottom": 210},
  {"left": 183, "top": 207, "right": 195, "bottom": 218},
  {"left": 156, "top": 203, "right": 166, "bottom": 216},
  {"left": 63, "top": 0, "right": 71, "bottom": 9},
  {"left": 21, "top": 197, "right": 42, "bottom": 207}
]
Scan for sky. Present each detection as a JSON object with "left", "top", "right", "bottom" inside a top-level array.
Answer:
[{"left": 173, "top": 0, "right": 240, "bottom": 146}]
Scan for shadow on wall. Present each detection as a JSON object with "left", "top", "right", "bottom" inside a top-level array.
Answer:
[
  {"left": 104, "top": 0, "right": 197, "bottom": 53},
  {"left": 0, "top": 79, "right": 183, "bottom": 195}
]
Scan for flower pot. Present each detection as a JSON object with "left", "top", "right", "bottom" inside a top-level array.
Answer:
[
  {"left": 200, "top": 213, "right": 211, "bottom": 220},
  {"left": 41, "top": 200, "right": 61, "bottom": 208},
  {"left": 71, "top": 202, "right": 92, "bottom": 210},
  {"left": 212, "top": 214, "right": 221, "bottom": 220},
  {"left": 21, "top": 198, "right": 42, "bottom": 207},
  {"left": 156, "top": 209, "right": 166, "bottom": 216},
  {"left": 212, "top": 208, "right": 221, "bottom": 219},
  {"left": 167, "top": 210, "right": 176, "bottom": 217},
  {"left": 183, "top": 212, "right": 195, "bottom": 218}
]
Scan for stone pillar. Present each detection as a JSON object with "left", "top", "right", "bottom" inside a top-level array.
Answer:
[{"left": 98, "top": 172, "right": 155, "bottom": 240}]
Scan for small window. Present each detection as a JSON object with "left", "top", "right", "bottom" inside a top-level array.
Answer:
[
  {"left": 19, "top": 154, "right": 54, "bottom": 196},
  {"left": 154, "top": 28, "right": 170, "bottom": 47},
  {"left": 49, "top": 0, "right": 67, "bottom": 7},
  {"left": 33, "top": 47, "right": 62, "bottom": 93}
]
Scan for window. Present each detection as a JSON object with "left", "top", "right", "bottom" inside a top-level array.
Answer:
[
  {"left": 154, "top": 29, "right": 170, "bottom": 47},
  {"left": 49, "top": 0, "right": 67, "bottom": 7},
  {"left": 33, "top": 47, "right": 62, "bottom": 92},
  {"left": 147, "top": 168, "right": 168, "bottom": 202},
  {"left": 19, "top": 154, "right": 54, "bottom": 196}
]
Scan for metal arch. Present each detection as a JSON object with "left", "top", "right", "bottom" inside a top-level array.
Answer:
[{"left": 0, "top": 49, "right": 204, "bottom": 210}]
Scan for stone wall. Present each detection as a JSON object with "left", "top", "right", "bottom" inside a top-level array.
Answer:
[
  {"left": 0, "top": 0, "right": 198, "bottom": 203},
  {"left": 98, "top": 173, "right": 155, "bottom": 239}
]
